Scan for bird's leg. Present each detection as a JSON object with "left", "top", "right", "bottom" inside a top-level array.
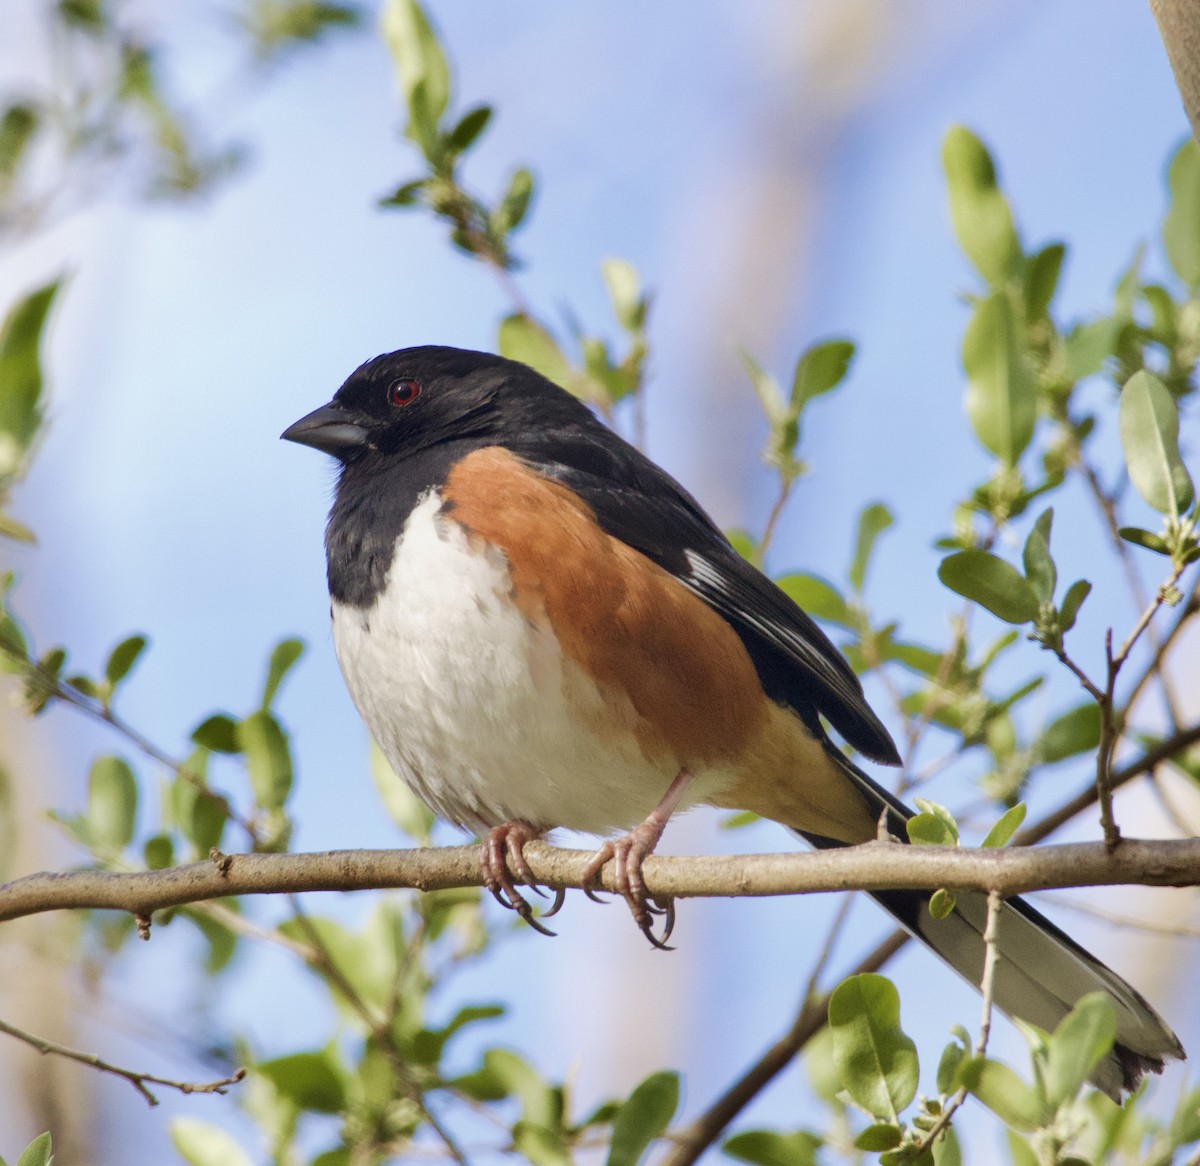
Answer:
[
  {"left": 480, "top": 820, "right": 565, "bottom": 936},
  {"left": 581, "top": 768, "right": 694, "bottom": 949}
]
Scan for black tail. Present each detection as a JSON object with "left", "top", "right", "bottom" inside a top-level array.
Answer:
[{"left": 802, "top": 754, "right": 1185, "bottom": 1101}]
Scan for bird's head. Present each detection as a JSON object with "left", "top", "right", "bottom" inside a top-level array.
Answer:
[{"left": 281, "top": 345, "right": 584, "bottom": 463}]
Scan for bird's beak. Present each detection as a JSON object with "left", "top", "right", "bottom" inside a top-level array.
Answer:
[{"left": 280, "top": 401, "right": 368, "bottom": 455}]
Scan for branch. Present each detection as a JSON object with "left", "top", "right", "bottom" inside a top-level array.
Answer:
[
  {"left": 5, "top": 837, "right": 1200, "bottom": 925},
  {"left": 0, "top": 1015, "right": 244, "bottom": 1106}
]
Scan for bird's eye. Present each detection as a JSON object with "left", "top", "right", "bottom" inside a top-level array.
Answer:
[{"left": 388, "top": 379, "right": 422, "bottom": 407}]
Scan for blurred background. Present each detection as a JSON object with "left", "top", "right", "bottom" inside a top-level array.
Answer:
[{"left": 1, "top": 2, "right": 1197, "bottom": 1162}]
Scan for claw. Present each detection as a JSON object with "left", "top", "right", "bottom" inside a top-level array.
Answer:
[
  {"left": 541, "top": 886, "right": 567, "bottom": 919},
  {"left": 480, "top": 820, "right": 558, "bottom": 936}
]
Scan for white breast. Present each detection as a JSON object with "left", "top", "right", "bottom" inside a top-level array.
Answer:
[{"left": 330, "top": 491, "right": 723, "bottom": 835}]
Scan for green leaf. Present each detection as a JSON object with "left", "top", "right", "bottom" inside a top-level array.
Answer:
[
  {"left": 0, "top": 512, "right": 35, "bottom": 542},
  {"left": 739, "top": 349, "right": 786, "bottom": 424},
  {"left": 850, "top": 502, "right": 893, "bottom": 593},
  {"left": 1118, "top": 370, "right": 1194, "bottom": 515},
  {"left": 1005, "top": 1130, "right": 1039, "bottom": 1166},
  {"left": 238, "top": 710, "right": 293, "bottom": 811},
  {"left": 1022, "top": 509, "right": 1056, "bottom": 605},
  {"left": 1043, "top": 993, "right": 1117, "bottom": 1110},
  {"left": 104, "top": 634, "right": 148, "bottom": 688},
  {"left": 481, "top": 1048, "right": 558, "bottom": 1126},
  {"left": 1118, "top": 526, "right": 1171, "bottom": 555},
  {"left": 494, "top": 167, "right": 535, "bottom": 236},
  {"left": 775, "top": 572, "right": 852, "bottom": 627},
  {"left": 498, "top": 314, "right": 572, "bottom": 392},
  {"left": 0, "top": 104, "right": 39, "bottom": 192},
  {"left": 1064, "top": 317, "right": 1119, "bottom": 380},
  {"left": 828, "top": 974, "right": 919, "bottom": 1121},
  {"left": 937, "top": 1037, "right": 968, "bottom": 1094},
  {"left": 1057, "top": 579, "right": 1092, "bottom": 631},
  {"left": 87, "top": 755, "right": 137, "bottom": 851},
  {"left": 170, "top": 1118, "right": 255, "bottom": 1166},
  {"left": 938, "top": 550, "right": 1040, "bottom": 624},
  {"left": 257, "top": 1049, "right": 347, "bottom": 1113},
  {"left": 144, "top": 833, "right": 174, "bottom": 870},
  {"left": 12, "top": 1132, "right": 51, "bottom": 1166},
  {"left": 932, "top": 1126, "right": 962, "bottom": 1166},
  {"left": 379, "top": 178, "right": 426, "bottom": 208},
  {"left": 929, "top": 888, "right": 957, "bottom": 919},
  {"left": 958, "top": 1057, "right": 1045, "bottom": 1132},
  {"left": 723, "top": 1130, "right": 821, "bottom": 1166},
  {"left": 381, "top": 0, "right": 450, "bottom": 142},
  {"left": 513, "top": 1122, "right": 571, "bottom": 1166},
  {"left": 191, "top": 713, "right": 241, "bottom": 753},
  {"left": 445, "top": 104, "right": 491, "bottom": 155},
  {"left": 1163, "top": 138, "right": 1200, "bottom": 288},
  {"left": 0, "top": 281, "right": 61, "bottom": 480},
  {"left": 602, "top": 258, "right": 645, "bottom": 333},
  {"left": 855, "top": 1122, "right": 903, "bottom": 1151},
  {"left": 262, "top": 637, "right": 304, "bottom": 709},
  {"left": 791, "top": 338, "right": 855, "bottom": 408},
  {"left": 907, "top": 799, "right": 958, "bottom": 846},
  {"left": 606, "top": 1070, "right": 680, "bottom": 1166},
  {"left": 942, "top": 126, "right": 1021, "bottom": 286},
  {"left": 1040, "top": 703, "right": 1101, "bottom": 764},
  {"left": 962, "top": 290, "right": 1036, "bottom": 467},
  {"left": 982, "top": 803, "right": 1027, "bottom": 848},
  {"left": 1024, "top": 242, "right": 1065, "bottom": 321}
]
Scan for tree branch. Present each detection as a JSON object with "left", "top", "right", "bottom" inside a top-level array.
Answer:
[
  {"left": 4, "top": 837, "right": 1200, "bottom": 925},
  {"left": 0, "top": 1014, "right": 244, "bottom": 1106}
]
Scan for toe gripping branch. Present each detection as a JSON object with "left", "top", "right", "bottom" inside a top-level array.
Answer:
[
  {"left": 480, "top": 821, "right": 565, "bottom": 936},
  {"left": 480, "top": 771, "right": 693, "bottom": 948}
]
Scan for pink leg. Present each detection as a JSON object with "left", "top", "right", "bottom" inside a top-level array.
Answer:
[
  {"left": 481, "top": 820, "right": 565, "bottom": 937},
  {"left": 581, "top": 768, "right": 695, "bottom": 949}
]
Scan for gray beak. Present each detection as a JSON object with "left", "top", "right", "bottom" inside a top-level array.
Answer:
[{"left": 281, "top": 402, "right": 369, "bottom": 456}]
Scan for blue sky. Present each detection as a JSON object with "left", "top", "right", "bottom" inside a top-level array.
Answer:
[{"left": 3, "top": 2, "right": 1198, "bottom": 1161}]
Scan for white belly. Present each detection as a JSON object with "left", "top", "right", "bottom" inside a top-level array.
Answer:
[{"left": 331, "top": 491, "right": 716, "bottom": 835}]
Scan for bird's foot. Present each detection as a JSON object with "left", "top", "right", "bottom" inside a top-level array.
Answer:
[
  {"left": 582, "top": 823, "right": 677, "bottom": 949},
  {"left": 581, "top": 768, "right": 695, "bottom": 950},
  {"left": 480, "top": 820, "right": 565, "bottom": 936}
]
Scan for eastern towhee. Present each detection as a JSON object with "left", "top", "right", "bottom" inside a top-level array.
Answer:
[{"left": 283, "top": 345, "right": 1183, "bottom": 1098}]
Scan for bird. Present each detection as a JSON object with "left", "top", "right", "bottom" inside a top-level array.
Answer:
[{"left": 282, "top": 344, "right": 1183, "bottom": 1099}]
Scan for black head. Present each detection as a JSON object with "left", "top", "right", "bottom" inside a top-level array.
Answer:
[{"left": 281, "top": 345, "right": 594, "bottom": 463}]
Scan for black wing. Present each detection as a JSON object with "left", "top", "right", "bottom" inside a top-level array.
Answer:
[{"left": 515, "top": 428, "right": 900, "bottom": 766}]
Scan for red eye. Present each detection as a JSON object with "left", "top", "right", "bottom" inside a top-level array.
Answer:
[{"left": 388, "top": 379, "right": 421, "bottom": 407}]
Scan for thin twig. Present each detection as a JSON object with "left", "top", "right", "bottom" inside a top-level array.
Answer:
[
  {"left": 754, "top": 479, "right": 795, "bottom": 567},
  {"left": 1091, "top": 563, "right": 1188, "bottom": 851},
  {"left": 913, "top": 889, "right": 1003, "bottom": 1155},
  {"left": 1112, "top": 562, "right": 1187, "bottom": 671},
  {"left": 0, "top": 1014, "right": 244, "bottom": 1106},
  {"left": 1095, "top": 629, "right": 1123, "bottom": 851},
  {"left": 1075, "top": 449, "right": 1184, "bottom": 727},
  {"left": 1049, "top": 644, "right": 1105, "bottom": 704}
]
